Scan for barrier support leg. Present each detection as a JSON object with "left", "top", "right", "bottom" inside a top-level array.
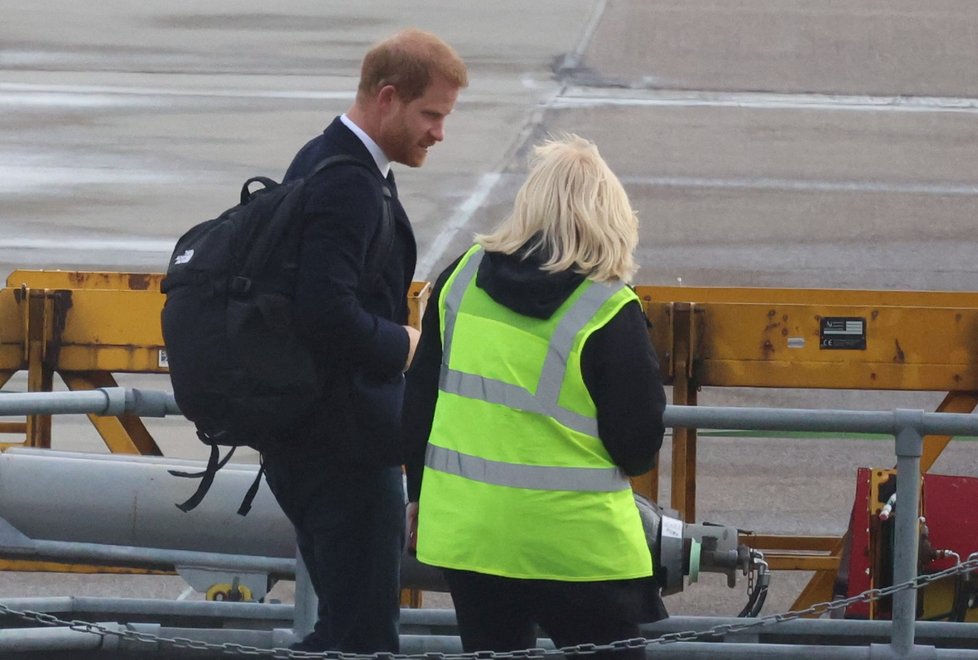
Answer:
[{"left": 671, "top": 303, "right": 698, "bottom": 522}]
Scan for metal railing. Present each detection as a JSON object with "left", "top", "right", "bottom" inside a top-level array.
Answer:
[
  {"left": 1, "top": 388, "right": 977, "bottom": 658},
  {"left": 0, "top": 387, "right": 179, "bottom": 418}
]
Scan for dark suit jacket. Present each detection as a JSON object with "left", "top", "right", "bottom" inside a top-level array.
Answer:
[{"left": 270, "top": 116, "right": 417, "bottom": 468}]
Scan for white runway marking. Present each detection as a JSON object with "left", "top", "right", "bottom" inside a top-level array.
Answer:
[
  {"left": 620, "top": 175, "right": 978, "bottom": 196},
  {"left": 8, "top": 65, "right": 974, "bottom": 271},
  {"left": 414, "top": 172, "right": 501, "bottom": 279},
  {"left": 0, "top": 238, "right": 174, "bottom": 253},
  {"left": 8, "top": 84, "right": 974, "bottom": 114},
  {"left": 555, "top": 88, "right": 978, "bottom": 114},
  {"left": 415, "top": 0, "right": 611, "bottom": 280},
  {"left": 558, "top": 0, "right": 608, "bottom": 72},
  {"left": 0, "top": 82, "right": 355, "bottom": 103}
]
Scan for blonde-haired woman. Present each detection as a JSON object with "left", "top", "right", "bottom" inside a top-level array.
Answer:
[{"left": 403, "top": 134, "right": 667, "bottom": 658}]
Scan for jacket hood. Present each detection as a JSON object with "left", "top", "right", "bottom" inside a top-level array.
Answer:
[{"left": 475, "top": 246, "right": 585, "bottom": 320}]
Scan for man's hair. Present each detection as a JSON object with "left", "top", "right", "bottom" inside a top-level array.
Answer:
[
  {"left": 476, "top": 134, "right": 639, "bottom": 283},
  {"left": 358, "top": 28, "right": 468, "bottom": 102}
]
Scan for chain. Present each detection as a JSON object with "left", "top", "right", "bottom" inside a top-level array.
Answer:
[{"left": 2, "top": 557, "right": 976, "bottom": 659}]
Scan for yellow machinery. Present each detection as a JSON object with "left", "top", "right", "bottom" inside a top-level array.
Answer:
[
  {"left": 840, "top": 467, "right": 978, "bottom": 622},
  {"left": 0, "top": 271, "right": 168, "bottom": 454},
  {"left": 2, "top": 270, "right": 977, "bottom": 613},
  {"left": 0, "top": 270, "right": 430, "bottom": 596},
  {"left": 637, "top": 284, "right": 978, "bottom": 612}
]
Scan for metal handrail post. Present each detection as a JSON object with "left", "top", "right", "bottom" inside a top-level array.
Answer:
[
  {"left": 891, "top": 409, "right": 925, "bottom": 657},
  {"left": 292, "top": 546, "right": 316, "bottom": 643}
]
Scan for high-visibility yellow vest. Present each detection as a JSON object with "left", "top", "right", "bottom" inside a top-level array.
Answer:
[{"left": 416, "top": 245, "right": 653, "bottom": 581}]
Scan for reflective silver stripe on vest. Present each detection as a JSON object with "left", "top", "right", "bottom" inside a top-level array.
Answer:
[
  {"left": 439, "top": 249, "right": 626, "bottom": 438},
  {"left": 439, "top": 366, "right": 599, "bottom": 436},
  {"left": 441, "top": 246, "right": 483, "bottom": 368},
  {"left": 426, "top": 443, "right": 629, "bottom": 492},
  {"left": 534, "top": 280, "right": 624, "bottom": 407}
]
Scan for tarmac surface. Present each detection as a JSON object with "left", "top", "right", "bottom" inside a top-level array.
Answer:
[{"left": 2, "top": 0, "right": 978, "bottom": 620}]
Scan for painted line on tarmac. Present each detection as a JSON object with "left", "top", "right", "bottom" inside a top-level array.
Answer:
[
  {"left": 0, "top": 82, "right": 354, "bottom": 105},
  {"left": 34, "top": 80, "right": 972, "bottom": 276},
  {"left": 414, "top": 172, "right": 501, "bottom": 280},
  {"left": 0, "top": 238, "right": 173, "bottom": 253},
  {"left": 554, "top": 88, "right": 978, "bottom": 114},
  {"left": 559, "top": 0, "right": 608, "bottom": 72},
  {"left": 619, "top": 174, "right": 978, "bottom": 196},
  {"left": 417, "top": 0, "right": 609, "bottom": 281}
]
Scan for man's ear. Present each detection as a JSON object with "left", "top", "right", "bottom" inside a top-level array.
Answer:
[{"left": 377, "top": 84, "right": 398, "bottom": 108}]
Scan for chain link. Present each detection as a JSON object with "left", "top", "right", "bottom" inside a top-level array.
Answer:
[{"left": 2, "top": 557, "right": 976, "bottom": 659}]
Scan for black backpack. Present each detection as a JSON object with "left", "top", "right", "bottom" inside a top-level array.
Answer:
[{"left": 161, "top": 156, "right": 394, "bottom": 514}]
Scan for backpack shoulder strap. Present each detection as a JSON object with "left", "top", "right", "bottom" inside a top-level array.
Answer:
[
  {"left": 239, "top": 154, "right": 395, "bottom": 288},
  {"left": 307, "top": 155, "right": 397, "bottom": 295},
  {"left": 360, "top": 183, "right": 395, "bottom": 295},
  {"left": 308, "top": 154, "right": 363, "bottom": 178},
  {"left": 238, "top": 155, "right": 370, "bottom": 279}
]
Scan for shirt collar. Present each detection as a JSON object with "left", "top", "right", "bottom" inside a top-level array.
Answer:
[{"left": 340, "top": 113, "right": 391, "bottom": 177}]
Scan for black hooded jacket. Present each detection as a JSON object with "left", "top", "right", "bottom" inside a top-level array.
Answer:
[{"left": 402, "top": 247, "right": 667, "bottom": 501}]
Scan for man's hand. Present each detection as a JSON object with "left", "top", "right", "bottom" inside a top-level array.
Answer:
[
  {"left": 406, "top": 501, "right": 419, "bottom": 554},
  {"left": 403, "top": 325, "right": 421, "bottom": 371}
]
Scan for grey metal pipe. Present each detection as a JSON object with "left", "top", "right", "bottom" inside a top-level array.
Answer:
[
  {"left": 891, "top": 410, "right": 925, "bottom": 656},
  {"left": 0, "top": 596, "right": 293, "bottom": 621},
  {"left": 919, "top": 652, "right": 978, "bottom": 660},
  {"left": 0, "top": 387, "right": 179, "bottom": 417},
  {"left": 642, "top": 616, "right": 978, "bottom": 644},
  {"left": 401, "top": 607, "right": 458, "bottom": 627},
  {"left": 2, "top": 600, "right": 977, "bottom": 657},
  {"left": 635, "top": 642, "right": 973, "bottom": 659},
  {"left": 664, "top": 405, "right": 978, "bottom": 438},
  {"left": 7, "top": 389, "right": 978, "bottom": 438},
  {"left": 122, "top": 622, "right": 275, "bottom": 652},
  {"left": 4, "top": 600, "right": 977, "bottom": 645},
  {"left": 7, "top": 627, "right": 973, "bottom": 659},
  {"left": 0, "top": 448, "right": 297, "bottom": 558},
  {"left": 638, "top": 642, "right": 834, "bottom": 659},
  {"left": 2, "top": 534, "right": 295, "bottom": 577},
  {"left": 400, "top": 634, "right": 556, "bottom": 654},
  {"left": 0, "top": 623, "right": 120, "bottom": 653},
  {"left": 0, "top": 448, "right": 450, "bottom": 595},
  {"left": 4, "top": 391, "right": 978, "bottom": 658}
]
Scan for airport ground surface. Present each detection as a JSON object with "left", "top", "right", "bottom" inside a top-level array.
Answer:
[{"left": 2, "top": 0, "right": 977, "bottom": 617}]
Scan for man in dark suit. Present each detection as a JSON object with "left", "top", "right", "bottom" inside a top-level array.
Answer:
[{"left": 260, "top": 28, "right": 468, "bottom": 653}]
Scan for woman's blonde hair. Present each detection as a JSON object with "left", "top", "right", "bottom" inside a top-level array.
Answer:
[{"left": 476, "top": 134, "right": 638, "bottom": 282}]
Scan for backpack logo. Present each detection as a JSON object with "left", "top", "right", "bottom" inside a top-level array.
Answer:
[{"left": 174, "top": 249, "right": 195, "bottom": 265}]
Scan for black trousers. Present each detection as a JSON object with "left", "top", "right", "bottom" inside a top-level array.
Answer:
[
  {"left": 443, "top": 569, "right": 666, "bottom": 660},
  {"left": 264, "top": 456, "right": 405, "bottom": 653}
]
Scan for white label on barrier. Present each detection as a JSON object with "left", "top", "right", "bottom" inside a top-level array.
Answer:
[
  {"left": 661, "top": 516, "right": 683, "bottom": 539},
  {"left": 158, "top": 349, "right": 169, "bottom": 369}
]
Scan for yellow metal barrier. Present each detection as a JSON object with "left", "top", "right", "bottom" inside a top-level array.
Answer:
[
  {"left": 0, "top": 271, "right": 433, "bottom": 591},
  {"left": 0, "top": 271, "right": 434, "bottom": 453},
  {"left": 3, "top": 271, "right": 978, "bottom": 611},
  {"left": 0, "top": 270, "right": 167, "bottom": 453},
  {"left": 637, "top": 284, "right": 978, "bottom": 611},
  {"left": 639, "top": 285, "right": 978, "bottom": 517}
]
